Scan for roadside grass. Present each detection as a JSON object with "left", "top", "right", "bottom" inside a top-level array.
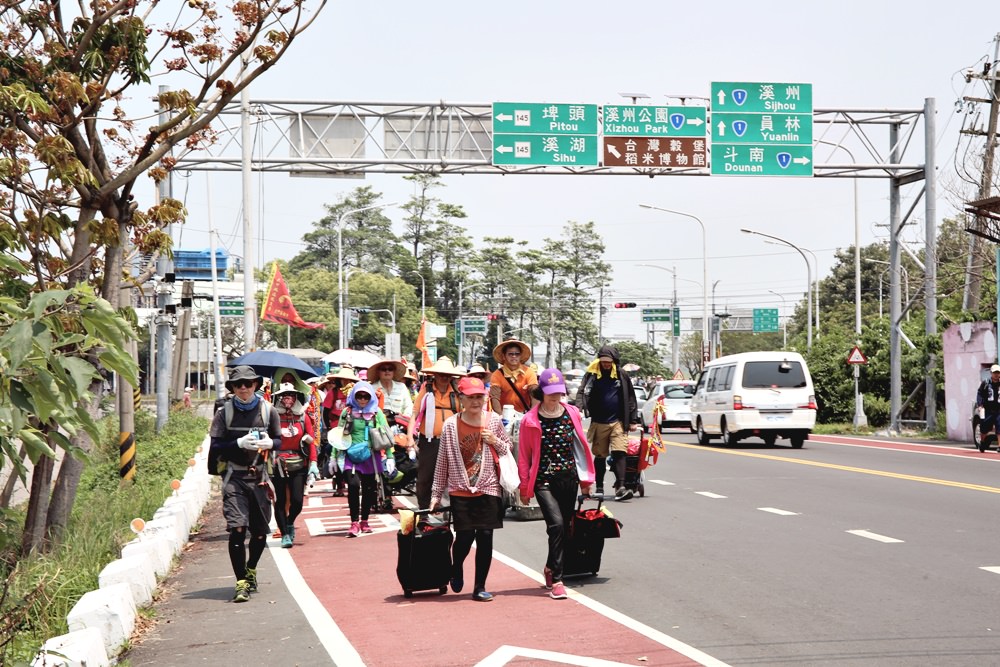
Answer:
[
  {"left": 1, "top": 408, "right": 208, "bottom": 665},
  {"left": 813, "top": 422, "right": 877, "bottom": 435}
]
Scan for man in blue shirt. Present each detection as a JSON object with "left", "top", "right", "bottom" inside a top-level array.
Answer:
[{"left": 574, "top": 345, "right": 639, "bottom": 500}]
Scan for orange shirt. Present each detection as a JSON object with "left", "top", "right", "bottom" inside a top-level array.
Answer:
[{"left": 489, "top": 366, "right": 537, "bottom": 413}]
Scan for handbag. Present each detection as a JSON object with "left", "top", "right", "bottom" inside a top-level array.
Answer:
[
  {"left": 369, "top": 423, "right": 394, "bottom": 451},
  {"left": 277, "top": 452, "right": 306, "bottom": 475},
  {"left": 486, "top": 438, "right": 520, "bottom": 495},
  {"left": 572, "top": 500, "right": 623, "bottom": 540}
]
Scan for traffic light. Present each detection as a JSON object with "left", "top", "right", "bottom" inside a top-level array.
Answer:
[
  {"left": 486, "top": 314, "right": 498, "bottom": 321},
  {"left": 614, "top": 302, "right": 637, "bottom": 309}
]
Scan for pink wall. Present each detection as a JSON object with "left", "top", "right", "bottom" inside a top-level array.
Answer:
[{"left": 943, "top": 321, "right": 996, "bottom": 441}]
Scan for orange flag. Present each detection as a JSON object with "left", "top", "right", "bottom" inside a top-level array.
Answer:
[
  {"left": 415, "top": 318, "right": 432, "bottom": 369},
  {"left": 260, "top": 263, "right": 325, "bottom": 329}
]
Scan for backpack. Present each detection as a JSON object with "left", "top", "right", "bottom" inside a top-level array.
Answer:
[{"left": 208, "top": 400, "right": 273, "bottom": 476}]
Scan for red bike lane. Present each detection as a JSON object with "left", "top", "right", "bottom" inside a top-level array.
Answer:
[
  {"left": 282, "top": 481, "right": 724, "bottom": 667},
  {"left": 810, "top": 432, "right": 995, "bottom": 458}
]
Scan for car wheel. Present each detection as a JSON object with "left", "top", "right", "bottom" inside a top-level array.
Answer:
[
  {"left": 973, "top": 416, "right": 985, "bottom": 452},
  {"left": 696, "top": 419, "right": 711, "bottom": 446},
  {"left": 763, "top": 433, "right": 777, "bottom": 446},
  {"left": 721, "top": 419, "right": 738, "bottom": 446},
  {"left": 790, "top": 434, "right": 805, "bottom": 448}
]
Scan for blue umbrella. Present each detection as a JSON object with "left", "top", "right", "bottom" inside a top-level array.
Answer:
[{"left": 226, "top": 350, "right": 318, "bottom": 379}]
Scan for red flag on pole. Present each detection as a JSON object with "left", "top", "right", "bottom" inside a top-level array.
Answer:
[
  {"left": 415, "top": 318, "right": 432, "bottom": 369},
  {"left": 260, "top": 263, "right": 325, "bottom": 329}
]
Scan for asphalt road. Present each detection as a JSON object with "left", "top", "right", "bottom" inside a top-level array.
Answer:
[{"left": 493, "top": 431, "right": 1000, "bottom": 666}]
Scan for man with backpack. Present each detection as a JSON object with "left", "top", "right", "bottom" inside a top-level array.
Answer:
[{"left": 208, "top": 365, "right": 282, "bottom": 602}]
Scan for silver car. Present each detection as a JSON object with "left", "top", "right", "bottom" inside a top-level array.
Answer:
[{"left": 641, "top": 380, "right": 695, "bottom": 433}]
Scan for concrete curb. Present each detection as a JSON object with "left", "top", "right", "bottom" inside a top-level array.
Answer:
[{"left": 32, "top": 433, "right": 213, "bottom": 666}]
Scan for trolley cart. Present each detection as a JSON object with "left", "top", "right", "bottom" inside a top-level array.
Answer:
[
  {"left": 563, "top": 494, "right": 622, "bottom": 578},
  {"left": 622, "top": 429, "right": 648, "bottom": 497},
  {"left": 396, "top": 506, "right": 453, "bottom": 598}
]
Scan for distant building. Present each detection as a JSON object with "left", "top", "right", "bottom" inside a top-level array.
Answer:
[{"left": 173, "top": 249, "right": 229, "bottom": 282}]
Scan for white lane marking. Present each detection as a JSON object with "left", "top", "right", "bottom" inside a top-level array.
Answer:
[
  {"left": 847, "top": 529, "right": 904, "bottom": 543},
  {"left": 269, "top": 543, "right": 364, "bottom": 666},
  {"left": 758, "top": 507, "right": 799, "bottom": 516},
  {"left": 979, "top": 566, "right": 1000, "bottom": 574},
  {"left": 649, "top": 479, "right": 675, "bottom": 486},
  {"left": 476, "top": 645, "right": 640, "bottom": 666},
  {"left": 695, "top": 491, "right": 727, "bottom": 499},
  {"left": 491, "top": 551, "right": 730, "bottom": 667},
  {"left": 306, "top": 495, "right": 324, "bottom": 507}
]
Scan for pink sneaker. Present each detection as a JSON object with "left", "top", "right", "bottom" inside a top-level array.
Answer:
[
  {"left": 550, "top": 582, "right": 567, "bottom": 600},
  {"left": 348, "top": 521, "right": 360, "bottom": 537},
  {"left": 360, "top": 520, "right": 373, "bottom": 534}
]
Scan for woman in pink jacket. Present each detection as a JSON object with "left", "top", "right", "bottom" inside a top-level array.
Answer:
[
  {"left": 517, "top": 368, "right": 596, "bottom": 600},
  {"left": 430, "top": 376, "right": 512, "bottom": 602}
]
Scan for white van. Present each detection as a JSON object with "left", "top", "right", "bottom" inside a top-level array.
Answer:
[{"left": 689, "top": 351, "right": 816, "bottom": 448}]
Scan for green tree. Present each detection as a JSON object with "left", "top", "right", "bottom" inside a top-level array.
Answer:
[{"left": 0, "top": 1, "right": 326, "bottom": 553}]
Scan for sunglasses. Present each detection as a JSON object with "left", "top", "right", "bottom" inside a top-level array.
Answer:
[
  {"left": 355, "top": 394, "right": 371, "bottom": 401},
  {"left": 232, "top": 380, "right": 256, "bottom": 389},
  {"left": 379, "top": 367, "right": 395, "bottom": 372}
]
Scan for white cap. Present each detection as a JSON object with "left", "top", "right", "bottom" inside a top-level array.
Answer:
[{"left": 991, "top": 365, "right": 1000, "bottom": 373}]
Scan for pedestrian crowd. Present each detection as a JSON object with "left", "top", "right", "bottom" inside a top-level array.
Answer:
[{"left": 208, "top": 341, "right": 639, "bottom": 603}]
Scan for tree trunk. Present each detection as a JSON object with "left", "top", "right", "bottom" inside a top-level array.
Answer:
[
  {"left": 44, "top": 387, "right": 102, "bottom": 548},
  {"left": 0, "top": 443, "right": 27, "bottom": 509},
  {"left": 21, "top": 447, "right": 54, "bottom": 557}
]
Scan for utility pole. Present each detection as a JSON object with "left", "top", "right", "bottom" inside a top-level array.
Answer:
[{"left": 962, "top": 33, "right": 1000, "bottom": 312}]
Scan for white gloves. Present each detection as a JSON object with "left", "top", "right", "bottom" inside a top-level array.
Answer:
[
  {"left": 237, "top": 433, "right": 258, "bottom": 450},
  {"left": 255, "top": 435, "right": 274, "bottom": 450},
  {"left": 408, "top": 447, "right": 417, "bottom": 461},
  {"left": 385, "top": 456, "right": 396, "bottom": 476},
  {"left": 308, "top": 462, "right": 320, "bottom": 477}
]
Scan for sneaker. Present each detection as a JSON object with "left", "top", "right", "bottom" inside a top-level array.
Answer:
[
  {"left": 244, "top": 568, "right": 258, "bottom": 593},
  {"left": 233, "top": 579, "right": 251, "bottom": 603},
  {"left": 348, "top": 521, "right": 360, "bottom": 537},
  {"left": 287, "top": 525, "right": 295, "bottom": 543},
  {"left": 615, "top": 487, "right": 634, "bottom": 501},
  {"left": 359, "top": 520, "right": 373, "bottom": 534},
  {"left": 281, "top": 534, "right": 293, "bottom": 548},
  {"left": 472, "top": 589, "right": 494, "bottom": 602},
  {"left": 595, "top": 487, "right": 605, "bottom": 497},
  {"left": 550, "top": 582, "right": 567, "bottom": 600},
  {"left": 543, "top": 567, "right": 553, "bottom": 590}
]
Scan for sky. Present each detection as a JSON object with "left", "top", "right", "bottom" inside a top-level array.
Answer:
[{"left": 155, "top": 1, "right": 998, "bottom": 344}]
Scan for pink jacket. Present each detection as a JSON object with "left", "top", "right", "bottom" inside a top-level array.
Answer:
[
  {"left": 431, "top": 412, "right": 511, "bottom": 506},
  {"left": 517, "top": 403, "right": 595, "bottom": 499}
]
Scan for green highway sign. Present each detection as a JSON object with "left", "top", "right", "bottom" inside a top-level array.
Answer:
[
  {"left": 673, "top": 307, "right": 681, "bottom": 336},
  {"left": 493, "top": 102, "right": 599, "bottom": 167},
  {"left": 642, "top": 307, "right": 672, "bottom": 323},
  {"left": 218, "top": 297, "right": 244, "bottom": 317},
  {"left": 603, "top": 105, "right": 707, "bottom": 137},
  {"left": 460, "top": 317, "right": 488, "bottom": 334},
  {"left": 492, "top": 134, "right": 598, "bottom": 166},
  {"left": 711, "top": 81, "right": 813, "bottom": 177},
  {"left": 712, "top": 112, "right": 812, "bottom": 145},
  {"left": 711, "top": 82, "right": 812, "bottom": 114},
  {"left": 753, "top": 308, "right": 780, "bottom": 333},
  {"left": 493, "top": 102, "right": 598, "bottom": 135}
]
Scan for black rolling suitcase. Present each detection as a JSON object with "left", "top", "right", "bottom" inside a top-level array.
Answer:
[
  {"left": 563, "top": 495, "right": 622, "bottom": 578},
  {"left": 396, "top": 507, "right": 453, "bottom": 598}
]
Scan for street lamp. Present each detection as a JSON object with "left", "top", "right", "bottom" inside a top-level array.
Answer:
[
  {"left": 741, "top": 228, "right": 812, "bottom": 351},
  {"left": 338, "top": 202, "right": 398, "bottom": 349},
  {"left": 768, "top": 289, "right": 787, "bottom": 350},
  {"left": 636, "top": 263, "right": 682, "bottom": 373},
  {"left": 639, "top": 204, "right": 710, "bottom": 363},
  {"left": 765, "top": 240, "right": 819, "bottom": 335}
]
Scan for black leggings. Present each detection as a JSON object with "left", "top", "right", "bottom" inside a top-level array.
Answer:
[
  {"left": 228, "top": 527, "right": 266, "bottom": 580},
  {"left": 452, "top": 529, "right": 494, "bottom": 592},
  {"left": 345, "top": 470, "right": 377, "bottom": 522},
  {"left": 533, "top": 471, "right": 578, "bottom": 582},
  {"left": 272, "top": 470, "right": 306, "bottom": 533}
]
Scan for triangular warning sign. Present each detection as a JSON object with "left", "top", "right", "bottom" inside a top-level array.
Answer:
[
  {"left": 672, "top": 369, "right": 685, "bottom": 380},
  {"left": 847, "top": 346, "right": 867, "bottom": 365}
]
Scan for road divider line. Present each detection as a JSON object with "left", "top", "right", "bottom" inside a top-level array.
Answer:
[
  {"left": 491, "top": 550, "right": 731, "bottom": 667},
  {"left": 758, "top": 507, "right": 799, "bottom": 516},
  {"left": 695, "top": 491, "right": 727, "bottom": 499},
  {"left": 979, "top": 566, "right": 1000, "bottom": 575},
  {"left": 661, "top": 439, "right": 1000, "bottom": 494},
  {"left": 269, "top": 543, "right": 364, "bottom": 666},
  {"left": 649, "top": 480, "right": 675, "bottom": 486},
  {"left": 847, "top": 529, "right": 904, "bottom": 543}
]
